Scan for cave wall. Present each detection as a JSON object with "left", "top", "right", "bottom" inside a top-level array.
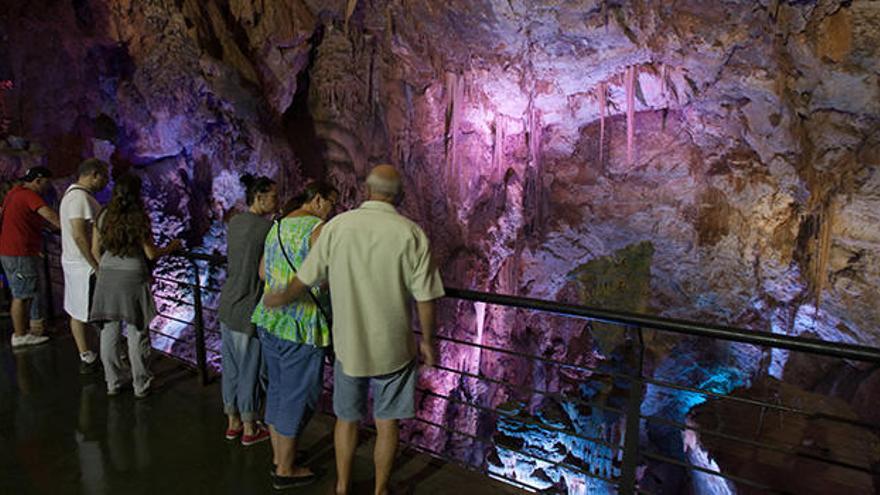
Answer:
[
  {"left": 4, "top": 0, "right": 877, "bottom": 346},
  {"left": 292, "top": 0, "right": 880, "bottom": 434},
  {"left": 2, "top": 0, "right": 879, "bottom": 492}
]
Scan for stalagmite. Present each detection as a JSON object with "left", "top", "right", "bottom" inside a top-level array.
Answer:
[{"left": 625, "top": 66, "right": 636, "bottom": 166}]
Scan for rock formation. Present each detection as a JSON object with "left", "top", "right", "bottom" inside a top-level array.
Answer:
[{"left": 2, "top": 1, "right": 878, "bottom": 493}]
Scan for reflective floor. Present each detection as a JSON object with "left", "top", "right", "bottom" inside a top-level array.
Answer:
[{"left": 0, "top": 319, "right": 519, "bottom": 495}]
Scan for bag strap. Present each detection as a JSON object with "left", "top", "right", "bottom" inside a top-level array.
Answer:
[{"left": 274, "top": 217, "right": 332, "bottom": 328}]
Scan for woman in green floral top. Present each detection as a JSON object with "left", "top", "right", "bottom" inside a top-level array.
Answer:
[{"left": 252, "top": 181, "right": 337, "bottom": 489}]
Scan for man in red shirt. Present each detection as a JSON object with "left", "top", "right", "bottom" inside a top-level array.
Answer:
[{"left": 0, "top": 166, "right": 61, "bottom": 348}]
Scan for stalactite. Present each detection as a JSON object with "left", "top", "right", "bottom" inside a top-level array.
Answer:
[
  {"left": 474, "top": 301, "right": 486, "bottom": 374},
  {"left": 660, "top": 64, "right": 667, "bottom": 100},
  {"left": 598, "top": 82, "right": 607, "bottom": 166},
  {"left": 493, "top": 114, "right": 505, "bottom": 174},
  {"left": 344, "top": 0, "right": 358, "bottom": 33},
  {"left": 625, "top": 66, "right": 636, "bottom": 167},
  {"left": 444, "top": 72, "right": 465, "bottom": 196},
  {"left": 401, "top": 82, "right": 414, "bottom": 167},
  {"left": 525, "top": 95, "right": 543, "bottom": 232},
  {"left": 444, "top": 72, "right": 456, "bottom": 171},
  {"left": 812, "top": 205, "right": 834, "bottom": 318},
  {"left": 528, "top": 100, "right": 541, "bottom": 171}
]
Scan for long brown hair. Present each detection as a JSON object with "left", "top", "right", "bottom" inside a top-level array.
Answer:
[{"left": 100, "top": 174, "right": 151, "bottom": 257}]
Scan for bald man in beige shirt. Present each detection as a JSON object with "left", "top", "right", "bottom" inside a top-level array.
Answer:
[{"left": 265, "top": 164, "right": 444, "bottom": 495}]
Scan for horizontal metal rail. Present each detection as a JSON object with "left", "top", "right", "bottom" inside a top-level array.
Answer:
[
  {"left": 641, "top": 450, "right": 787, "bottom": 493},
  {"left": 313, "top": 383, "right": 570, "bottom": 492},
  {"left": 417, "top": 386, "right": 622, "bottom": 453},
  {"left": 176, "top": 251, "right": 880, "bottom": 364},
  {"left": 444, "top": 288, "right": 880, "bottom": 364},
  {"left": 641, "top": 412, "right": 880, "bottom": 475},
  {"left": 415, "top": 329, "right": 635, "bottom": 383},
  {"left": 642, "top": 375, "right": 880, "bottom": 432},
  {"left": 40, "top": 244, "right": 877, "bottom": 493},
  {"left": 429, "top": 361, "right": 626, "bottom": 417},
  {"left": 154, "top": 311, "right": 194, "bottom": 327}
]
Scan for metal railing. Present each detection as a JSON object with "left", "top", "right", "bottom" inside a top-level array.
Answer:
[{"left": 40, "top": 239, "right": 880, "bottom": 494}]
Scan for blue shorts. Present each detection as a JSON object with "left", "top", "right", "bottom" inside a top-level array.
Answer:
[
  {"left": 259, "top": 328, "right": 325, "bottom": 438},
  {"left": 333, "top": 359, "right": 417, "bottom": 422},
  {"left": 0, "top": 256, "right": 40, "bottom": 300}
]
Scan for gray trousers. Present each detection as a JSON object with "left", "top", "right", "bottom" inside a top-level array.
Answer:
[{"left": 100, "top": 321, "right": 152, "bottom": 395}]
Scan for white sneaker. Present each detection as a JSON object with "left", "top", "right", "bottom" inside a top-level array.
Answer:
[{"left": 11, "top": 333, "right": 50, "bottom": 348}]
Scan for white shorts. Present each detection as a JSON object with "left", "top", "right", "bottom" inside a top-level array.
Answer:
[{"left": 62, "top": 261, "right": 95, "bottom": 322}]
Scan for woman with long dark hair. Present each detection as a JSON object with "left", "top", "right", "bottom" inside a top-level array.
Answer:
[
  {"left": 89, "top": 174, "right": 181, "bottom": 398},
  {"left": 251, "top": 181, "right": 337, "bottom": 489},
  {"left": 218, "top": 174, "right": 277, "bottom": 446}
]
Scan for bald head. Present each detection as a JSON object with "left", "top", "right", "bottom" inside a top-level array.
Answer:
[{"left": 366, "top": 164, "right": 402, "bottom": 201}]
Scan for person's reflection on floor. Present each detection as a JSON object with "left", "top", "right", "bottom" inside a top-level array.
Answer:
[
  {"left": 76, "top": 382, "right": 105, "bottom": 493},
  {"left": 11, "top": 344, "right": 68, "bottom": 493},
  {"left": 105, "top": 395, "right": 153, "bottom": 475},
  {"left": 133, "top": 399, "right": 152, "bottom": 470},
  {"left": 106, "top": 397, "right": 132, "bottom": 473},
  {"left": 13, "top": 344, "right": 56, "bottom": 427}
]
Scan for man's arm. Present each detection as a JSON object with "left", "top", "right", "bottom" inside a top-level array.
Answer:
[
  {"left": 37, "top": 206, "right": 60, "bottom": 230},
  {"left": 264, "top": 227, "right": 330, "bottom": 308},
  {"left": 70, "top": 218, "right": 99, "bottom": 270},
  {"left": 416, "top": 300, "right": 438, "bottom": 367},
  {"left": 263, "top": 277, "right": 308, "bottom": 308}
]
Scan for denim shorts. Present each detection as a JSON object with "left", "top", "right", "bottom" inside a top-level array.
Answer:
[
  {"left": 333, "top": 359, "right": 417, "bottom": 422},
  {"left": 0, "top": 256, "right": 41, "bottom": 300},
  {"left": 259, "top": 328, "right": 325, "bottom": 437}
]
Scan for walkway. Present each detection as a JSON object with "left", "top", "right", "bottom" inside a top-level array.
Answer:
[{"left": 0, "top": 319, "right": 523, "bottom": 495}]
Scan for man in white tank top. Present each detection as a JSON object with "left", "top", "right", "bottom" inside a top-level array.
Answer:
[{"left": 60, "top": 159, "right": 108, "bottom": 374}]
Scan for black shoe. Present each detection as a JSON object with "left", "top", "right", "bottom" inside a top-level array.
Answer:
[
  {"left": 269, "top": 451, "right": 310, "bottom": 475},
  {"left": 271, "top": 468, "right": 322, "bottom": 490},
  {"left": 79, "top": 359, "right": 101, "bottom": 375}
]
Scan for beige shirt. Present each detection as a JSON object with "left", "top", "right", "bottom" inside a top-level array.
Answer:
[{"left": 297, "top": 201, "right": 445, "bottom": 377}]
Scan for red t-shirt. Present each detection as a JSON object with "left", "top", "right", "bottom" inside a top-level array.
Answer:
[{"left": 0, "top": 185, "right": 48, "bottom": 256}]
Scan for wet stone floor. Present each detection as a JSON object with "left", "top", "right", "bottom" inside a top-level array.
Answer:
[{"left": 0, "top": 318, "right": 521, "bottom": 495}]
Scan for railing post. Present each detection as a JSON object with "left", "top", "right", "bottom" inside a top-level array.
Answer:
[
  {"left": 189, "top": 257, "right": 209, "bottom": 386},
  {"left": 619, "top": 326, "right": 645, "bottom": 495}
]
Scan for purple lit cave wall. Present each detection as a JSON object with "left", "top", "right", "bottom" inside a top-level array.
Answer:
[{"left": 2, "top": 1, "right": 880, "bottom": 493}]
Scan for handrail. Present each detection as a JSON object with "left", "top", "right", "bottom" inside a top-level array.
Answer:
[
  {"left": 180, "top": 250, "right": 880, "bottom": 364},
  {"left": 444, "top": 288, "right": 880, "bottom": 364},
  {"left": 37, "top": 243, "right": 880, "bottom": 493}
]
